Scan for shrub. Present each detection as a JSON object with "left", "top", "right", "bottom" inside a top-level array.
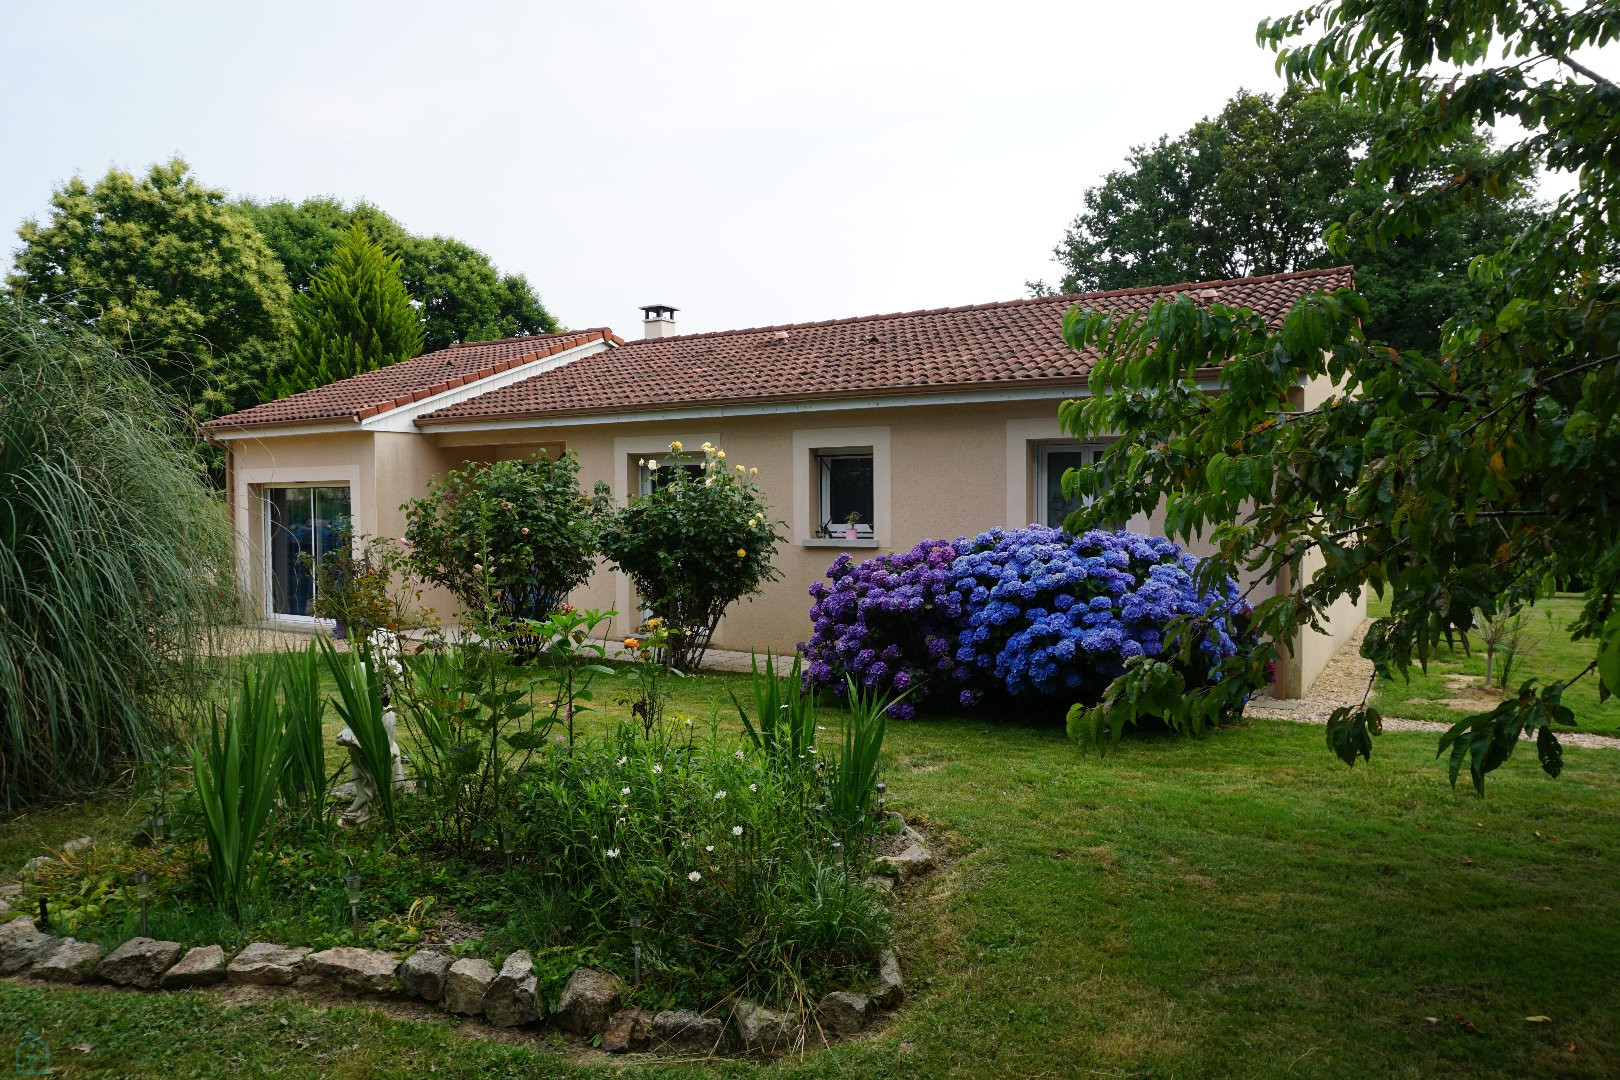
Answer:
[
  {"left": 600, "top": 442, "right": 781, "bottom": 670},
  {"left": 402, "top": 451, "right": 605, "bottom": 626},
  {"left": 307, "top": 528, "right": 422, "bottom": 640},
  {"left": 0, "top": 298, "right": 236, "bottom": 809},
  {"left": 803, "top": 526, "right": 1255, "bottom": 719},
  {"left": 802, "top": 540, "right": 972, "bottom": 718}
]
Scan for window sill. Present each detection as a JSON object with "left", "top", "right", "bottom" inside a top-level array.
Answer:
[{"left": 802, "top": 538, "right": 881, "bottom": 549}]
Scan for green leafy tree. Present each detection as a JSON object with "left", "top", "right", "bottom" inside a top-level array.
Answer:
[
  {"left": 238, "top": 197, "right": 561, "bottom": 352},
  {"left": 1058, "top": 0, "right": 1618, "bottom": 794},
  {"left": 600, "top": 442, "right": 783, "bottom": 671},
  {"left": 276, "top": 223, "right": 424, "bottom": 396},
  {"left": 5, "top": 158, "right": 292, "bottom": 416},
  {"left": 1035, "top": 90, "right": 1535, "bottom": 349}
]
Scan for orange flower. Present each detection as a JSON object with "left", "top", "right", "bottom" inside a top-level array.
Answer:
[{"left": 624, "top": 637, "right": 640, "bottom": 649}]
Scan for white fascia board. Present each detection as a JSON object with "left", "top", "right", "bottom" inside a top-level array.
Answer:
[
  {"left": 206, "top": 338, "right": 610, "bottom": 442},
  {"left": 362, "top": 338, "right": 610, "bottom": 432},
  {"left": 420, "top": 376, "right": 1226, "bottom": 434},
  {"left": 209, "top": 421, "right": 356, "bottom": 441}
]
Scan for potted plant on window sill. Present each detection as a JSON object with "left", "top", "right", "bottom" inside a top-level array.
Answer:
[{"left": 842, "top": 511, "right": 862, "bottom": 542}]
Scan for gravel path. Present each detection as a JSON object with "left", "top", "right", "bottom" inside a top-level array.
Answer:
[{"left": 1244, "top": 621, "right": 1620, "bottom": 751}]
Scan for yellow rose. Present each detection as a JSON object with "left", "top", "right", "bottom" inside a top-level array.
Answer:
[
  {"left": 716, "top": 449, "right": 726, "bottom": 460},
  {"left": 670, "top": 440, "right": 683, "bottom": 451},
  {"left": 737, "top": 548, "right": 747, "bottom": 558}
]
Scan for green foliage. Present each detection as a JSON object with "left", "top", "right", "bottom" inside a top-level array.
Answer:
[
  {"left": 193, "top": 669, "right": 286, "bottom": 914},
  {"left": 828, "top": 677, "right": 895, "bottom": 839},
  {"left": 276, "top": 643, "right": 330, "bottom": 828},
  {"left": 1036, "top": 89, "right": 1535, "bottom": 350},
  {"left": 237, "top": 196, "right": 561, "bottom": 352},
  {"left": 618, "top": 620, "right": 686, "bottom": 738},
  {"left": 514, "top": 718, "right": 888, "bottom": 1005},
  {"left": 5, "top": 158, "right": 292, "bottom": 417},
  {"left": 307, "top": 528, "right": 424, "bottom": 640},
  {"left": 403, "top": 451, "right": 606, "bottom": 629},
  {"left": 1059, "top": 0, "right": 1619, "bottom": 791},
  {"left": 274, "top": 222, "right": 423, "bottom": 397},
  {"left": 393, "top": 631, "right": 553, "bottom": 855},
  {"left": 531, "top": 607, "right": 617, "bottom": 749},
  {"left": 732, "top": 652, "right": 818, "bottom": 766},
  {"left": 0, "top": 299, "right": 236, "bottom": 809},
  {"left": 320, "top": 637, "right": 400, "bottom": 833},
  {"left": 600, "top": 442, "right": 783, "bottom": 670}
]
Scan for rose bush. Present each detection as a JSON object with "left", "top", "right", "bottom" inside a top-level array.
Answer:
[
  {"left": 402, "top": 451, "right": 607, "bottom": 626},
  {"left": 600, "top": 441, "right": 782, "bottom": 671},
  {"left": 803, "top": 525, "right": 1256, "bottom": 720}
]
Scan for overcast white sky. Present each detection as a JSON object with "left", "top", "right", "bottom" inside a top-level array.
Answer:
[{"left": 5, "top": 1, "right": 1313, "bottom": 336}]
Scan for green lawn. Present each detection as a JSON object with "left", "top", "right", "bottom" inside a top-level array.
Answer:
[
  {"left": 1366, "top": 594, "right": 1620, "bottom": 738},
  {"left": 3, "top": 668, "right": 1618, "bottom": 1078}
]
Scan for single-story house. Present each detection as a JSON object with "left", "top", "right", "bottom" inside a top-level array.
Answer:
[{"left": 203, "top": 265, "right": 1364, "bottom": 698}]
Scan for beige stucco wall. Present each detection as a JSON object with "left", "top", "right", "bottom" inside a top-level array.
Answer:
[{"left": 223, "top": 393, "right": 1364, "bottom": 697}]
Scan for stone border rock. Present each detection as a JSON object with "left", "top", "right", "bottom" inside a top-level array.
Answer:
[{"left": 0, "top": 819, "right": 934, "bottom": 1058}]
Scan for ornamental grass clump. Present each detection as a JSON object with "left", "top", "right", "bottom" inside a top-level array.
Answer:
[
  {"left": 600, "top": 441, "right": 782, "bottom": 671},
  {"left": 803, "top": 525, "right": 1256, "bottom": 721},
  {"left": 0, "top": 298, "right": 236, "bottom": 810}
]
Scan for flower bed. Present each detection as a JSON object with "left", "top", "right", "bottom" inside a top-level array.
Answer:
[{"left": 0, "top": 622, "right": 921, "bottom": 1057}]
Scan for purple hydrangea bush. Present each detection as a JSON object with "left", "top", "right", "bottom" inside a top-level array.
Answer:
[
  {"left": 803, "top": 540, "right": 970, "bottom": 719},
  {"left": 802, "top": 526, "right": 1253, "bottom": 718}
]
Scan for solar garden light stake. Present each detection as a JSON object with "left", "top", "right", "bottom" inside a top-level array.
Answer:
[
  {"left": 501, "top": 827, "right": 515, "bottom": 873},
  {"left": 629, "top": 917, "right": 643, "bottom": 986},
  {"left": 345, "top": 874, "right": 363, "bottom": 939},
  {"left": 133, "top": 871, "right": 151, "bottom": 937}
]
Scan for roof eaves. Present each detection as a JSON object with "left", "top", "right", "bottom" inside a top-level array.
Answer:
[
  {"left": 415, "top": 374, "right": 1101, "bottom": 427},
  {"left": 202, "top": 328, "right": 614, "bottom": 431}
]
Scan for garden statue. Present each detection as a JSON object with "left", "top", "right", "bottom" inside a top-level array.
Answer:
[
  {"left": 337, "top": 629, "right": 409, "bottom": 828},
  {"left": 335, "top": 706, "right": 407, "bottom": 828}
]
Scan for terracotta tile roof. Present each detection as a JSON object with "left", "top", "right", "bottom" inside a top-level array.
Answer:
[
  {"left": 202, "top": 329, "right": 618, "bottom": 431},
  {"left": 417, "top": 267, "right": 1354, "bottom": 425}
]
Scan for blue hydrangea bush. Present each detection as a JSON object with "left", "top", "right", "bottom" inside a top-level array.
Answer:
[{"left": 803, "top": 526, "right": 1256, "bottom": 719}]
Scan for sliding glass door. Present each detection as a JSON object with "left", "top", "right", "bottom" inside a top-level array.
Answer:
[{"left": 265, "top": 486, "right": 351, "bottom": 618}]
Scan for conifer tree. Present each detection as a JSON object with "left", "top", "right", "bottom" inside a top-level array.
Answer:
[{"left": 277, "top": 222, "right": 423, "bottom": 395}]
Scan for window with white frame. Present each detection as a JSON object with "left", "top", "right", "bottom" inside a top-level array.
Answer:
[
  {"left": 816, "top": 448, "right": 875, "bottom": 538},
  {"left": 1036, "top": 443, "right": 1105, "bottom": 531},
  {"left": 264, "top": 484, "right": 351, "bottom": 619}
]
